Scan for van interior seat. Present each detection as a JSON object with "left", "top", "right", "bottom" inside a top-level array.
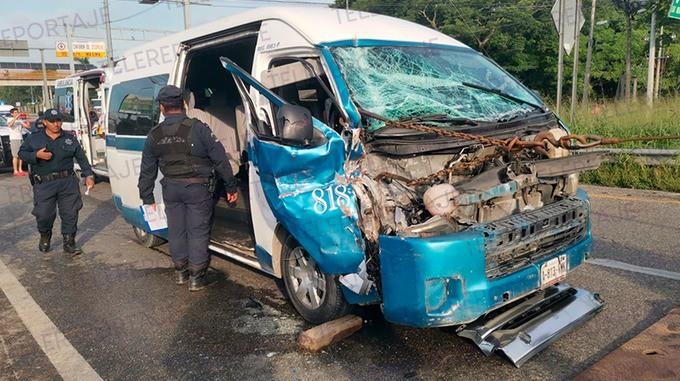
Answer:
[{"left": 186, "top": 90, "right": 241, "bottom": 174}]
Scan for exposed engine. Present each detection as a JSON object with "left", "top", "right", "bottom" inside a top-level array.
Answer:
[{"left": 352, "top": 128, "right": 603, "bottom": 242}]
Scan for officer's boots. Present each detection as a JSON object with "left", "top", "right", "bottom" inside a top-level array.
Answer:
[
  {"left": 38, "top": 231, "right": 52, "bottom": 253},
  {"left": 62, "top": 234, "right": 82, "bottom": 256},
  {"left": 175, "top": 262, "right": 190, "bottom": 285},
  {"left": 188, "top": 267, "right": 210, "bottom": 292}
]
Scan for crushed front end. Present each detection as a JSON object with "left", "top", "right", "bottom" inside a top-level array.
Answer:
[{"left": 327, "top": 44, "right": 605, "bottom": 365}]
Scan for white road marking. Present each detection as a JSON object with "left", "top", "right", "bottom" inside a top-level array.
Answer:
[
  {"left": 0, "top": 258, "right": 103, "bottom": 381},
  {"left": 588, "top": 258, "right": 680, "bottom": 281}
]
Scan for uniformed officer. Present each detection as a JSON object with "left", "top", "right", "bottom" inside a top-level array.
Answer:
[
  {"left": 18, "top": 109, "right": 95, "bottom": 255},
  {"left": 138, "top": 85, "right": 238, "bottom": 291}
]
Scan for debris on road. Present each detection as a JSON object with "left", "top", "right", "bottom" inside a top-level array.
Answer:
[{"left": 298, "top": 315, "right": 363, "bottom": 352}]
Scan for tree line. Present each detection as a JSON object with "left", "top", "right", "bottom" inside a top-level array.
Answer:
[{"left": 335, "top": 0, "right": 680, "bottom": 103}]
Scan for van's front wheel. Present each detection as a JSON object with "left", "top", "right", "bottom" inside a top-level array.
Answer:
[
  {"left": 132, "top": 225, "right": 165, "bottom": 248},
  {"left": 282, "top": 235, "right": 350, "bottom": 324}
]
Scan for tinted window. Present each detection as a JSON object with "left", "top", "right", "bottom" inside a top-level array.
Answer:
[
  {"left": 109, "top": 74, "right": 168, "bottom": 135},
  {"left": 54, "top": 87, "right": 75, "bottom": 123}
]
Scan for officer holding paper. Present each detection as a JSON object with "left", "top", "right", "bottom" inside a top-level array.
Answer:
[{"left": 138, "top": 85, "right": 238, "bottom": 291}]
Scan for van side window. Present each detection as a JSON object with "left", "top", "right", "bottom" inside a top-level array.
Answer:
[
  {"left": 109, "top": 74, "right": 168, "bottom": 135},
  {"left": 263, "top": 58, "right": 340, "bottom": 131}
]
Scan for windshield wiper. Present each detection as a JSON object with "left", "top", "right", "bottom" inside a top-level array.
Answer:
[
  {"left": 398, "top": 113, "right": 479, "bottom": 126},
  {"left": 461, "top": 81, "right": 546, "bottom": 114}
]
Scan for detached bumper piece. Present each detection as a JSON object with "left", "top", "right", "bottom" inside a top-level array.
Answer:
[{"left": 457, "top": 283, "right": 604, "bottom": 367}]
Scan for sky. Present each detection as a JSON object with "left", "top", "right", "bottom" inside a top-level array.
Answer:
[{"left": 1, "top": 0, "right": 334, "bottom": 64}]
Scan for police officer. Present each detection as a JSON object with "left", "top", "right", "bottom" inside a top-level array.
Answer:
[
  {"left": 138, "top": 85, "right": 238, "bottom": 291},
  {"left": 18, "top": 109, "right": 95, "bottom": 255}
]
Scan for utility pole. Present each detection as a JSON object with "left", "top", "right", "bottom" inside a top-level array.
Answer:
[
  {"left": 103, "top": 0, "right": 115, "bottom": 66},
  {"left": 624, "top": 9, "right": 633, "bottom": 103},
  {"left": 183, "top": 0, "right": 191, "bottom": 30},
  {"left": 646, "top": 6, "right": 656, "bottom": 107},
  {"left": 556, "top": 0, "right": 566, "bottom": 115},
  {"left": 655, "top": 25, "right": 664, "bottom": 98},
  {"left": 39, "top": 48, "right": 48, "bottom": 111},
  {"left": 570, "top": 0, "right": 582, "bottom": 122},
  {"left": 64, "top": 22, "right": 75, "bottom": 74},
  {"left": 582, "top": 0, "right": 597, "bottom": 107}
]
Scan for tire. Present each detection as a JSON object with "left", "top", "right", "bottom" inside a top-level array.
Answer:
[
  {"left": 132, "top": 225, "right": 165, "bottom": 248},
  {"left": 281, "top": 234, "right": 350, "bottom": 324}
]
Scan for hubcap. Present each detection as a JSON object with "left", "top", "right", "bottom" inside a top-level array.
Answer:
[{"left": 287, "top": 247, "right": 326, "bottom": 310}]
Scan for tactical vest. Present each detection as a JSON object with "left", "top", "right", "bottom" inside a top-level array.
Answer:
[{"left": 150, "top": 117, "right": 212, "bottom": 179}]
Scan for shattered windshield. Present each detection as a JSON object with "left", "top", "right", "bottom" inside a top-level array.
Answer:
[{"left": 330, "top": 46, "right": 542, "bottom": 130}]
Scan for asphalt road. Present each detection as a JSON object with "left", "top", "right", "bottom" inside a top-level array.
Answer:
[{"left": 1, "top": 173, "right": 679, "bottom": 381}]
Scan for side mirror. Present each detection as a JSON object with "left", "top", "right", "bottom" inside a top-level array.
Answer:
[{"left": 276, "top": 104, "right": 314, "bottom": 147}]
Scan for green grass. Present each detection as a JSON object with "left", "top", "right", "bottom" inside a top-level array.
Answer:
[
  {"left": 558, "top": 98, "right": 680, "bottom": 192},
  {"left": 567, "top": 97, "right": 680, "bottom": 150},
  {"left": 580, "top": 155, "right": 680, "bottom": 193}
]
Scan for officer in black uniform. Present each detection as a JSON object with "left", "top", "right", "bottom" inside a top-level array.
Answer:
[
  {"left": 138, "top": 85, "right": 238, "bottom": 291},
  {"left": 18, "top": 109, "right": 95, "bottom": 255}
]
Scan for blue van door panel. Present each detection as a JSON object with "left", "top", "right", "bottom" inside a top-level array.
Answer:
[{"left": 220, "top": 57, "right": 365, "bottom": 275}]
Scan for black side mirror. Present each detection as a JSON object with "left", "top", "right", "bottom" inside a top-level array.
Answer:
[{"left": 276, "top": 104, "right": 314, "bottom": 147}]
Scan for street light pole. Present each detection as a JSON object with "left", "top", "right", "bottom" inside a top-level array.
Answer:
[
  {"left": 103, "top": 0, "right": 115, "bottom": 66},
  {"left": 183, "top": 0, "right": 191, "bottom": 30},
  {"left": 646, "top": 6, "right": 656, "bottom": 107},
  {"left": 556, "top": 0, "right": 565, "bottom": 115},
  {"left": 655, "top": 25, "right": 664, "bottom": 98},
  {"left": 64, "top": 22, "right": 75, "bottom": 74},
  {"left": 39, "top": 48, "right": 49, "bottom": 111},
  {"left": 582, "top": 0, "right": 597, "bottom": 107},
  {"left": 570, "top": 0, "right": 582, "bottom": 123}
]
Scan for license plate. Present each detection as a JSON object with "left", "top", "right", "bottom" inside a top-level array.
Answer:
[{"left": 540, "top": 255, "right": 568, "bottom": 288}]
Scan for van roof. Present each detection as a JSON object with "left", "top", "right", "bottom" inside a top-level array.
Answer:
[
  {"left": 188, "top": 6, "right": 466, "bottom": 48},
  {"left": 113, "top": 6, "right": 468, "bottom": 83}
]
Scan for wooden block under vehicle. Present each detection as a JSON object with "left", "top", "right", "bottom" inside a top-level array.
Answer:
[{"left": 298, "top": 315, "right": 363, "bottom": 352}]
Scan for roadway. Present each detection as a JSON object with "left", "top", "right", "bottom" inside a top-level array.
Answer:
[{"left": 0, "top": 173, "right": 679, "bottom": 380}]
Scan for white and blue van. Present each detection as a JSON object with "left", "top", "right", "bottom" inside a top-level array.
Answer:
[
  {"left": 55, "top": 68, "right": 111, "bottom": 177},
  {"left": 106, "top": 7, "right": 604, "bottom": 366}
]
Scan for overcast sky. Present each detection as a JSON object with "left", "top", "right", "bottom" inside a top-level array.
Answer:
[{"left": 1, "top": 0, "right": 333, "bottom": 64}]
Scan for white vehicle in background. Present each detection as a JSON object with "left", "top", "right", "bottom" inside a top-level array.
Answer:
[{"left": 54, "top": 68, "right": 111, "bottom": 177}]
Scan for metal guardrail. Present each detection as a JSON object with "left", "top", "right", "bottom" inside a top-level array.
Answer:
[{"left": 579, "top": 148, "right": 680, "bottom": 165}]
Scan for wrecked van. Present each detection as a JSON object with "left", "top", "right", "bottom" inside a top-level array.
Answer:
[{"left": 107, "top": 7, "right": 603, "bottom": 366}]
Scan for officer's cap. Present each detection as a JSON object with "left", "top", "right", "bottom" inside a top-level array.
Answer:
[
  {"left": 43, "top": 108, "right": 63, "bottom": 122},
  {"left": 157, "top": 85, "right": 184, "bottom": 107}
]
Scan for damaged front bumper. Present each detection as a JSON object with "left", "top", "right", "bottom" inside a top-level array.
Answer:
[
  {"left": 457, "top": 283, "right": 603, "bottom": 367},
  {"left": 379, "top": 189, "right": 593, "bottom": 329}
]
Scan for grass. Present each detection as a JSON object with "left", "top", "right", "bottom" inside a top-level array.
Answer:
[
  {"left": 558, "top": 97, "right": 680, "bottom": 192},
  {"left": 580, "top": 155, "right": 680, "bottom": 193},
  {"left": 566, "top": 97, "right": 680, "bottom": 150}
]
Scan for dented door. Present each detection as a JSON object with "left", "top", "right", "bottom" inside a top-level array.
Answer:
[{"left": 220, "top": 57, "right": 365, "bottom": 275}]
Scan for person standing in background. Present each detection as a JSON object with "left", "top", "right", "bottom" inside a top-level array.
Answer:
[
  {"left": 7, "top": 108, "right": 30, "bottom": 176},
  {"left": 19, "top": 109, "right": 95, "bottom": 255}
]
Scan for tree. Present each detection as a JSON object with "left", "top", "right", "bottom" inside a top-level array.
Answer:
[
  {"left": 604, "top": 0, "right": 647, "bottom": 102},
  {"left": 334, "top": 0, "right": 679, "bottom": 101}
]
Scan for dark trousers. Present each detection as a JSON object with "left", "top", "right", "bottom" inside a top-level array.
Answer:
[
  {"left": 161, "top": 179, "right": 213, "bottom": 271},
  {"left": 32, "top": 176, "right": 83, "bottom": 235}
]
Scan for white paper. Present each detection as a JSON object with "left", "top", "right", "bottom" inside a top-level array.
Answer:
[{"left": 142, "top": 204, "right": 167, "bottom": 231}]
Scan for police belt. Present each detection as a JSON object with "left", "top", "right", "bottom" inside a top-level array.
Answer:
[
  {"left": 32, "top": 170, "right": 75, "bottom": 184},
  {"left": 166, "top": 177, "right": 211, "bottom": 184}
]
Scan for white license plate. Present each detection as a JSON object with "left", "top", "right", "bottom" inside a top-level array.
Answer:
[{"left": 540, "top": 255, "right": 568, "bottom": 288}]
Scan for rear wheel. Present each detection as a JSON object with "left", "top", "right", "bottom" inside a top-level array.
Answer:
[
  {"left": 132, "top": 225, "right": 165, "bottom": 248},
  {"left": 281, "top": 235, "right": 350, "bottom": 324}
]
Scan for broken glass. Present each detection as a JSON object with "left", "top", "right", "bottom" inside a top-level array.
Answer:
[{"left": 330, "top": 46, "right": 540, "bottom": 130}]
